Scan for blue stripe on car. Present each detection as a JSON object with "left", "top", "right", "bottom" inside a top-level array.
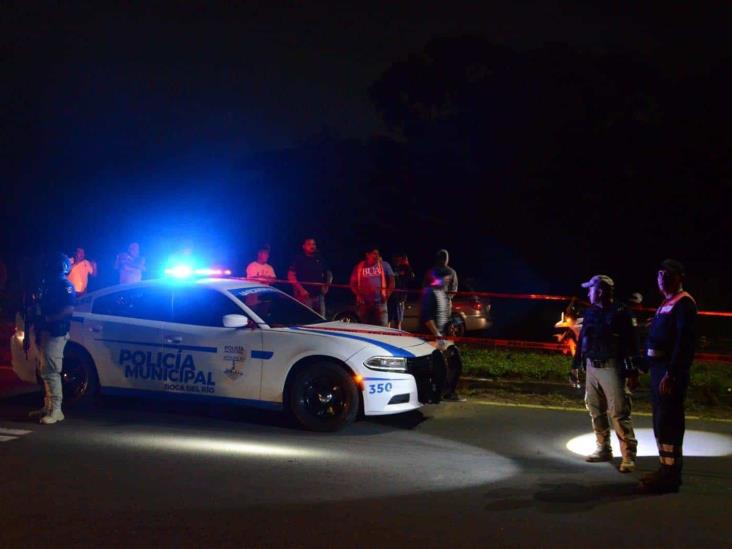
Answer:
[
  {"left": 287, "top": 327, "right": 416, "bottom": 358},
  {"left": 251, "top": 350, "right": 274, "bottom": 359},
  {"left": 94, "top": 338, "right": 217, "bottom": 353}
]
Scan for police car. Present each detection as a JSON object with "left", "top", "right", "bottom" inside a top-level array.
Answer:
[{"left": 11, "top": 276, "right": 446, "bottom": 431}]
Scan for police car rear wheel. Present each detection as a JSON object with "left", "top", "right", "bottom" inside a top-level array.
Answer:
[
  {"left": 62, "top": 346, "right": 99, "bottom": 405},
  {"left": 290, "top": 363, "right": 359, "bottom": 432}
]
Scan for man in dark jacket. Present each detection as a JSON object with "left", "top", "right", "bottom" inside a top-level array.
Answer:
[
  {"left": 640, "top": 259, "right": 697, "bottom": 493},
  {"left": 29, "top": 253, "right": 75, "bottom": 424}
]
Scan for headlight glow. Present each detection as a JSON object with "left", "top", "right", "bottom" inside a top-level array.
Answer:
[{"left": 364, "top": 356, "right": 407, "bottom": 372}]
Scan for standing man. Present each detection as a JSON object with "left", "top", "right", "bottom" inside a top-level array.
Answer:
[
  {"left": 68, "top": 247, "right": 97, "bottom": 295},
  {"left": 287, "top": 238, "right": 332, "bottom": 317},
  {"left": 425, "top": 249, "right": 458, "bottom": 311},
  {"left": 420, "top": 267, "right": 463, "bottom": 401},
  {"left": 350, "top": 247, "right": 395, "bottom": 327},
  {"left": 388, "top": 253, "right": 415, "bottom": 330},
  {"left": 246, "top": 244, "right": 277, "bottom": 283},
  {"left": 114, "top": 242, "right": 145, "bottom": 284},
  {"left": 29, "top": 253, "right": 75, "bottom": 424},
  {"left": 570, "top": 274, "right": 640, "bottom": 473},
  {"left": 640, "top": 259, "right": 697, "bottom": 493}
]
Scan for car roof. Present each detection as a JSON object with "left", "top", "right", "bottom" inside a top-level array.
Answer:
[{"left": 85, "top": 277, "right": 270, "bottom": 298}]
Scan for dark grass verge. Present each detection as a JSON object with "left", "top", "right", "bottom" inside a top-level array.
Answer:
[{"left": 459, "top": 346, "right": 732, "bottom": 419}]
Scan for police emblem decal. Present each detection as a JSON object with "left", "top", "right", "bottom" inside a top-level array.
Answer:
[{"left": 223, "top": 345, "right": 246, "bottom": 381}]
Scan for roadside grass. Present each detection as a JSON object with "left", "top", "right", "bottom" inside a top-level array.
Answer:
[{"left": 459, "top": 346, "right": 732, "bottom": 418}]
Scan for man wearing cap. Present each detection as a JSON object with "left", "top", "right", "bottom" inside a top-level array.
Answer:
[
  {"left": 640, "top": 259, "right": 697, "bottom": 493},
  {"left": 570, "top": 274, "right": 640, "bottom": 472}
]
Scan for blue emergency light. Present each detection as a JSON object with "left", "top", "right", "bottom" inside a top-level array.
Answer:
[{"left": 163, "top": 266, "right": 232, "bottom": 278}]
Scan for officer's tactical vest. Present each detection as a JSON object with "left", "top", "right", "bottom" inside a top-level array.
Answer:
[{"left": 580, "top": 304, "right": 626, "bottom": 361}]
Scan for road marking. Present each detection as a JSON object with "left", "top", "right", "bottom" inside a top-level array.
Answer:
[
  {"left": 0, "top": 435, "right": 19, "bottom": 442},
  {"left": 0, "top": 427, "right": 33, "bottom": 436},
  {"left": 470, "top": 399, "right": 732, "bottom": 424}
]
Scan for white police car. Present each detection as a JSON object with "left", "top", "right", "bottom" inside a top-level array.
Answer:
[{"left": 11, "top": 277, "right": 446, "bottom": 431}]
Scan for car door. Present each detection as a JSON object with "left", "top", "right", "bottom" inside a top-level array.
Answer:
[
  {"left": 160, "top": 286, "right": 264, "bottom": 401},
  {"left": 85, "top": 285, "right": 171, "bottom": 392}
]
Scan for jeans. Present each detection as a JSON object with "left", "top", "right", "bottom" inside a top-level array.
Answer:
[
  {"left": 298, "top": 293, "right": 326, "bottom": 317},
  {"left": 357, "top": 303, "right": 388, "bottom": 327},
  {"left": 39, "top": 332, "right": 69, "bottom": 412}
]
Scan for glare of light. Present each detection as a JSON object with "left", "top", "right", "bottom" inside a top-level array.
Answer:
[
  {"left": 164, "top": 266, "right": 232, "bottom": 278},
  {"left": 194, "top": 268, "right": 232, "bottom": 276},
  {"left": 110, "top": 433, "right": 328, "bottom": 459},
  {"left": 354, "top": 374, "right": 364, "bottom": 390},
  {"left": 14, "top": 329, "right": 24, "bottom": 341},
  {"left": 164, "top": 265, "right": 194, "bottom": 278},
  {"left": 566, "top": 428, "right": 732, "bottom": 457}
]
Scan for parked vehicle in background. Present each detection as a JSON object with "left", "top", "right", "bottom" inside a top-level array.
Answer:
[{"left": 333, "top": 292, "right": 492, "bottom": 337}]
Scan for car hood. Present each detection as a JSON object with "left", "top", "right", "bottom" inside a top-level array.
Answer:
[{"left": 290, "top": 321, "right": 428, "bottom": 350}]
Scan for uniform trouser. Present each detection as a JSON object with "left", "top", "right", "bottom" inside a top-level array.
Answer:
[
  {"left": 650, "top": 364, "right": 688, "bottom": 471},
  {"left": 584, "top": 359, "right": 637, "bottom": 459},
  {"left": 357, "top": 303, "right": 388, "bottom": 327},
  {"left": 39, "top": 332, "right": 69, "bottom": 413}
]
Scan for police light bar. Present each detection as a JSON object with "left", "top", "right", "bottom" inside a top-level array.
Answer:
[{"left": 164, "top": 266, "right": 232, "bottom": 278}]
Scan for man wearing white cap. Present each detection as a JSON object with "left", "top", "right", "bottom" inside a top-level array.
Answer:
[{"left": 570, "top": 274, "right": 640, "bottom": 473}]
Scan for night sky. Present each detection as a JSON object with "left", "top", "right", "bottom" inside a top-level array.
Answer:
[{"left": 2, "top": 3, "right": 731, "bottom": 315}]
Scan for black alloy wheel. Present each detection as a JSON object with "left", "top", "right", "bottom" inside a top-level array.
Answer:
[
  {"left": 62, "top": 346, "right": 99, "bottom": 404},
  {"left": 290, "top": 362, "right": 359, "bottom": 431}
]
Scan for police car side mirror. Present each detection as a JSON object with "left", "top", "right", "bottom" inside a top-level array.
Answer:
[{"left": 223, "top": 314, "right": 253, "bottom": 329}]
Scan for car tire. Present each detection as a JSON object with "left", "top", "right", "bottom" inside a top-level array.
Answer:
[
  {"left": 289, "top": 362, "right": 359, "bottom": 432},
  {"left": 62, "top": 345, "right": 100, "bottom": 405}
]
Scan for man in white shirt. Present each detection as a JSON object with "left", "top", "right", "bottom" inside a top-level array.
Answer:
[
  {"left": 115, "top": 242, "right": 145, "bottom": 285},
  {"left": 68, "top": 247, "right": 97, "bottom": 294},
  {"left": 246, "top": 244, "right": 277, "bottom": 283}
]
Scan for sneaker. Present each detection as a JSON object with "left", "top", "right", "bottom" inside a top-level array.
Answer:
[
  {"left": 39, "top": 410, "right": 65, "bottom": 425},
  {"left": 585, "top": 448, "right": 613, "bottom": 462},
  {"left": 443, "top": 392, "right": 467, "bottom": 402},
  {"left": 619, "top": 458, "right": 636, "bottom": 473}
]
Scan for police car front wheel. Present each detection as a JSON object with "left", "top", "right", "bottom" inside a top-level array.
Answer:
[{"left": 289, "top": 362, "right": 359, "bottom": 432}]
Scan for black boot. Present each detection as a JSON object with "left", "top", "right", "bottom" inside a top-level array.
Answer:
[{"left": 639, "top": 465, "right": 681, "bottom": 493}]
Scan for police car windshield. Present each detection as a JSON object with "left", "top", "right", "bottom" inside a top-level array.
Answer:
[{"left": 228, "top": 287, "right": 325, "bottom": 327}]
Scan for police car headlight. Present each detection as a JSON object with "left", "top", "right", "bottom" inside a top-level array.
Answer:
[{"left": 364, "top": 356, "right": 407, "bottom": 372}]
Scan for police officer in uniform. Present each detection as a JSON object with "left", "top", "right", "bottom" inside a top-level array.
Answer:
[
  {"left": 640, "top": 259, "right": 696, "bottom": 493},
  {"left": 570, "top": 275, "right": 640, "bottom": 473},
  {"left": 29, "top": 253, "right": 75, "bottom": 424}
]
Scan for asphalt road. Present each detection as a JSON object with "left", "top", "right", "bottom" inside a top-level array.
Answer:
[{"left": 1, "top": 384, "right": 731, "bottom": 548}]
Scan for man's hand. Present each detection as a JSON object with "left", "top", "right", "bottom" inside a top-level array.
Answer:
[
  {"left": 659, "top": 373, "right": 675, "bottom": 396},
  {"left": 436, "top": 339, "right": 448, "bottom": 352},
  {"left": 626, "top": 372, "right": 640, "bottom": 392}
]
